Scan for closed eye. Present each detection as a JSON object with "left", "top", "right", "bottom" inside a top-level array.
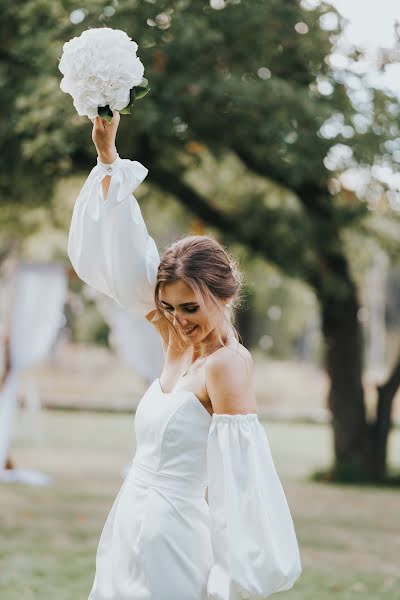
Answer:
[{"left": 160, "top": 302, "right": 198, "bottom": 314}]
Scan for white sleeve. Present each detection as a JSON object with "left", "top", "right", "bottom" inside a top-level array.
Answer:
[
  {"left": 67, "top": 155, "right": 160, "bottom": 318},
  {"left": 206, "top": 413, "right": 302, "bottom": 600}
]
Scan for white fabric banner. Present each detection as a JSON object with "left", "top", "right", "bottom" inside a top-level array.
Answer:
[
  {"left": 96, "top": 295, "right": 164, "bottom": 385},
  {"left": 0, "top": 263, "right": 67, "bottom": 469}
]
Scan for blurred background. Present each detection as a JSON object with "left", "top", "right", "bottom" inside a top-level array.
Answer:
[{"left": 1, "top": 0, "right": 400, "bottom": 598}]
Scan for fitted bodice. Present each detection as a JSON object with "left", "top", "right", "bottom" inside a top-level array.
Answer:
[{"left": 131, "top": 379, "right": 212, "bottom": 498}]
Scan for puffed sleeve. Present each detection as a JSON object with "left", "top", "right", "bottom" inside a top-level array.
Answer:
[
  {"left": 68, "top": 155, "right": 160, "bottom": 318},
  {"left": 206, "top": 413, "right": 302, "bottom": 600}
]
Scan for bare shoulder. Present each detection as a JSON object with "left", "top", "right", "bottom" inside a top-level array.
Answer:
[
  {"left": 205, "top": 342, "right": 256, "bottom": 414},
  {"left": 206, "top": 342, "right": 253, "bottom": 376}
]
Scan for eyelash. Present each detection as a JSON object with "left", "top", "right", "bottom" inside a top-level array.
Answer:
[{"left": 162, "top": 306, "right": 198, "bottom": 314}]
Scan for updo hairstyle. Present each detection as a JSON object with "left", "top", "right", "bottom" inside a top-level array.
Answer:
[{"left": 154, "top": 235, "right": 243, "bottom": 350}]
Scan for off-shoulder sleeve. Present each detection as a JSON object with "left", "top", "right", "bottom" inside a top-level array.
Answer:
[
  {"left": 68, "top": 156, "right": 160, "bottom": 318},
  {"left": 206, "top": 413, "right": 302, "bottom": 600}
]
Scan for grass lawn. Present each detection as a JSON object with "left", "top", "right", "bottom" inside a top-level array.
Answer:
[{"left": 0, "top": 410, "right": 399, "bottom": 599}]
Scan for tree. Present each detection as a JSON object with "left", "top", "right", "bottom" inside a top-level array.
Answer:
[{"left": 1, "top": 0, "right": 400, "bottom": 481}]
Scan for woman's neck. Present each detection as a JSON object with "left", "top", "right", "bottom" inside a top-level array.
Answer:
[{"left": 190, "top": 325, "right": 236, "bottom": 362}]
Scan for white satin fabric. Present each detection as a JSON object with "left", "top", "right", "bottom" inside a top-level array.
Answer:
[
  {"left": 207, "top": 414, "right": 302, "bottom": 599},
  {"left": 68, "top": 158, "right": 302, "bottom": 599},
  {"left": 68, "top": 155, "right": 160, "bottom": 318}
]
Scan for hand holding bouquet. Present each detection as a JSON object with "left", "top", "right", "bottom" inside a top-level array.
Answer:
[
  {"left": 92, "top": 111, "right": 120, "bottom": 164},
  {"left": 58, "top": 27, "right": 150, "bottom": 122}
]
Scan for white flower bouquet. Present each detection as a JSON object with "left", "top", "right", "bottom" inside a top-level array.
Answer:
[{"left": 58, "top": 27, "right": 150, "bottom": 122}]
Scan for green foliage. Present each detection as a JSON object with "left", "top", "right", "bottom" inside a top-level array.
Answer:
[
  {"left": 100, "top": 80, "right": 150, "bottom": 119},
  {"left": 2, "top": 0, "right": 399, "bottom": 352},
  {"left": 98, "top": 105, "right": 113, "bottom": 122},
  {"left": 2, "top": 0, "right": 400, "bottom": 271},
  {"left": 91, "top": 319, "right": 111, "bottom": 346}
]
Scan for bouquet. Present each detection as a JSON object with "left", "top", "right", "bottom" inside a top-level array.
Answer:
[{"left": 58, "top": 27, "right": 150, "bottom": 122}]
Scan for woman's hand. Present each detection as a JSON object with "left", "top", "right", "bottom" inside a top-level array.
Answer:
[{"left": 92, "top": 111, "right": 120, "bottom": 164}]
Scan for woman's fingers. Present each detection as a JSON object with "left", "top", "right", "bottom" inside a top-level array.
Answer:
[
  {"left": 92, "top": 113, "right": 119, "bottom": 131},
  {"left": 92, "top": 111, "right": 120, "bottom": 155},
  {"left": 94, "top": 115, "right": 104, "bottom": 129},
  {"left": 107, "top": 111, "right": 120, "bottom": 131}
]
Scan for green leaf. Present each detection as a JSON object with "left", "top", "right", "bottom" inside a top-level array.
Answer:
[
  {"left": 98, "top": 105, "right": 113, "bottom": 122},
  {"left": 112, "top": 82, "right": 150, "bottom": 116},
  {"left": 120, "top": 84, "right": 150, "bottom": 115},
  {"left": 134, "top": 86, "right": 150, "bottom": 100},
  {"left": 128, "top": 87, "right": 136, "bottom": 106}
]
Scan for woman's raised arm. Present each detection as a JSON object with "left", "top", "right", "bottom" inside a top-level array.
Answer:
[{"left": 67, "top": 111, "right": 160, "bottom": 319}]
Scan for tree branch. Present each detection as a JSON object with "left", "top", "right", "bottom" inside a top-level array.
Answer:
[
  {"left": 149, "top": 162, "right": 317, "bottom": 282},
  {"left": 373, "top": 351, "right": 400, "bottom": 475}
]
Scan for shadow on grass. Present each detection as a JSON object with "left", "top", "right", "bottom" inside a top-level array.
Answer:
[{"left": 312, "top": 463, "right": 400, "bottom": 488}]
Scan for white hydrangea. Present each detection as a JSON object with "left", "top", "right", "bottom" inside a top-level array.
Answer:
[{"left": 59, "top": 27, "right": 145, "bottom": 119}]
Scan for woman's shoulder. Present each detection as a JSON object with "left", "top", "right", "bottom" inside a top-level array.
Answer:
[
  {"left": 205, "top": 342, "right": 256, "bottom": 413},
  {"left": 206, "top": 341, "right": 253, "bottom": 373}
]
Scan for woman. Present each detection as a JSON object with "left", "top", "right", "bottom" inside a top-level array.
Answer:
[{"left": 68, "top": 111, "right": 302, "bottom": 600}]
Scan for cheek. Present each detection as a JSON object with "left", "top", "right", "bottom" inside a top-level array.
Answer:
[
  {"left": 201, "top": 309, "right": 223, "bottom": 333},
  {"left": 162, "top": 310, "right": 174, "bottom": 324},
  {"left": 196, "top": 314, "right": 213, "bottom": 331}
]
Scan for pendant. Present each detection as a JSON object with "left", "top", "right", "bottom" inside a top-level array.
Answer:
[{"left": 182, "top": 370, "right": 188, "bottom": 377}]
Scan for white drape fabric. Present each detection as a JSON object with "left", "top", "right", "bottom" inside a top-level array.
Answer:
[
  {"left": 0, "top": 264, "right": 67, "bottom": 469},
  {"left": 98, "top": 297, "right": 164, "bottom": 385},
  {"left": 207, "top": 414, "right": 302, "bottom": 599}
]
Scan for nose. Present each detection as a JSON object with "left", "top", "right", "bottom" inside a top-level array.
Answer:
[{"left": 173, "top": 312, "right": 189, "bottom": 327}]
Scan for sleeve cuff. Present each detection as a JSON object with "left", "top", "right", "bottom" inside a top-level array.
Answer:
[{"left": 96, "top": 154, "right": 122, "bottom": 175}]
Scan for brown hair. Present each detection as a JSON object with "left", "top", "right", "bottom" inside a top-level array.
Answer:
[{"left": 154, "top": 235, "right": 243, "bottom": 351}]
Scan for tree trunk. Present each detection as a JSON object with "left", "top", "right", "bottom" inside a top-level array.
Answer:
[
  {"left": 318, "top": 261, "right": 374, "bottom": 478},
  {"left": 319, "top": 255, "right": 398, "bottom": 481}
]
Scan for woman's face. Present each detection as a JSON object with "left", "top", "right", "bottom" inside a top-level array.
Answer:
[{"left": 159, "top": 280, "right": 222, "bottom": 343}]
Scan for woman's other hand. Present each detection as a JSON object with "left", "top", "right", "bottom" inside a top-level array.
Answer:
[{"left": 92, "top": 111, "right": 120, "bottom": 163}]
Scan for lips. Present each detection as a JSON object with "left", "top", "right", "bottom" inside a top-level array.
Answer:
[{"left": 182, "top": 325, "right": 198, "bottom": 335}]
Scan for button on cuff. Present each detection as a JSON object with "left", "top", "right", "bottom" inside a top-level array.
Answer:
[{"left": 97, "top": 154, "right": 122, "bottom": 175}]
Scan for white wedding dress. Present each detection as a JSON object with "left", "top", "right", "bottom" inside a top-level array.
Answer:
[{"left": 68, "top": 155, "right": 302, "bottom": 600}]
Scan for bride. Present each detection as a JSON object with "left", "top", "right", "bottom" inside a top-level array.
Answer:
[{"left": 68, "top": 111, "right": 302, "bottom": 600}]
